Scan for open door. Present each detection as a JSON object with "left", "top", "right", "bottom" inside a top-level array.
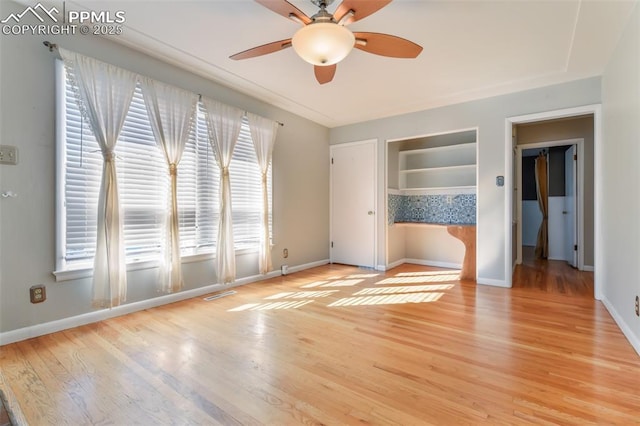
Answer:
[{"left": 564, "top": 145, "right": 578, "bottom": 267}]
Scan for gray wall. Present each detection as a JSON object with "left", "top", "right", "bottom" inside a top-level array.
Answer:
[
  {"left": 517, "top": 117, "right": 595, "bottom": 266},
  {"left": 0, "top": 1, "right": 329, "bottom": 333},
  {"left": 330, "top": 78, "right": 601, "bottom": 284},
  {"left": 601, "top": 3, "right": 640, "bottom": 353}
]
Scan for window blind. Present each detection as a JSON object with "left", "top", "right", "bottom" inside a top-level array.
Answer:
[{"left": 60, "top": 65, "right": 271, "bottom": 270}]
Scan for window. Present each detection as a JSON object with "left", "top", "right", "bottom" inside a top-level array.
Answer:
[
  {"left": 231, "top": 117, "right": 273, "bottom": 250},
  {"left": 57, "top": 61, "right": 271, "bottom": 273}
]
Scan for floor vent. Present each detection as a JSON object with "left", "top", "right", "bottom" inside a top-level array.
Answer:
[{"left": 203, "top": 290, "right": 237, "bottom": 301}]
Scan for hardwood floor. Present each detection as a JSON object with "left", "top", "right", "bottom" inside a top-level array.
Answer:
[
  {"left": 0, "top": 263, "right": 638, "bottom": 425},
  {"left": 513, "top": 246, "right": 594, "bottom": 296}
]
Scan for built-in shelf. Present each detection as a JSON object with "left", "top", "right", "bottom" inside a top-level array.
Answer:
[
  {"left": 399, "top": 141, "right": 477, "bottom": 191},
  {"left": 398, "top": 186, "right": 476, "bottom": 195}
]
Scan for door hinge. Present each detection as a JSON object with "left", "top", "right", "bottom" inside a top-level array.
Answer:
[
  {"left": 331, "top": 157, "right": 334, "bottom": 165},
  {"left": 574, "top": 154, "right": 577, "bottom": 161},
  {"left": 331, "top": 241, "right": 333, "bottom": 248},
  {"left": 574, "top": 244, "right": 578, "bottom": 251}
]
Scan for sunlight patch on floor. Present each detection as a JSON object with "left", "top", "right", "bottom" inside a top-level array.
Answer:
[
  {"left": 299, "top": 281, "right": 330, "bottom": 288},
  {"left": 353, "top": 284, "right": 454, "bottom": 295},
  {"left": 328, "top": 292, "right": 443, "bottom": 307},
  {"left": 265, "top": 290, "right": 339, "bottom": 300},
  {"left": 395, "top": 270, "right": 460, "bottom": 277},
  {"left": 345, "top": 273, "right": 380, "bottom": 279},
  {"left": 376, "top": 274, "right": 459, "bottom": 285},
  {"left": 230, "top": 268, "right": 456, "bottom": 313},
  {"left": 228, "top": 300, "right": 313, "bottom": 312},
  {"left": 316, "top": 279, "right": 364, "bottom": 287}
]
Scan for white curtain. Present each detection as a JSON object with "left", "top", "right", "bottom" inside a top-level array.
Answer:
[
  {"left": 59, "top": 49, "right": 137, "bottom": 308},
  {"left": 201, "top": 98, "right": 244, "bottom": 284},
  {"left": 140, "top": 78, "right": 198, "bottom": 293},
  {"left": 247, "top": 113, "right": 278, "bottom": 275}
]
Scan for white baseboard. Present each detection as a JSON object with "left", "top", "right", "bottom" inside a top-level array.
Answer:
[
  {"left": 286, "top": 259, "right": 329, "bottom": 274},
  {"left": 582, "top": 265, "right": 595, "bottom": 272},
  {"left": 381, "top": 259, "right": 406, "bottom": 271},
  {"left": 0, "top": 259, "right": 328, "bottom": 346},
  {"left": 379, "top": 259, "right": 510, "bottom": 289},
  {"left": 477, "top": 277, "right": 510, "bottom": 287},
  {"left": 405, "top": 258, "right": 462, "bottom": 270},
  {"left": 601, "top": 296, "right": 640, "bottom": 357}
]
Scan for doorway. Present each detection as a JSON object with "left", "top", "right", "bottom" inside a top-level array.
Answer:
[
  {"left": 515, "top": 139, "right": 584, "bottom": 269},
  {"left": 330, "top": 140, "right": 377, "bottom": 268},
  {"left": 505, "top": 105, "right": 602, "bottom": 299}
]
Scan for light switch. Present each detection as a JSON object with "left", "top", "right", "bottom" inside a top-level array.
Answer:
[{"left": 0, "top": 145, "right": 18, "bottom": 165}]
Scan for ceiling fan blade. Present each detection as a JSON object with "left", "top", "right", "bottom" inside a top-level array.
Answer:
[
  {"left": 230, "top": 39, "right": 292, "bottom": 60},
  {"left": 255, "top": 0, "right": 312, "bottom": 25},
  {"left": 314, "top": 64, "right": 337, "bottom": 84},
  {"left": 334, "top": 0, "right": 392, "bottom": 25},
  {"left": 353, "top": 32, "right": 423, "bottom": 58}
]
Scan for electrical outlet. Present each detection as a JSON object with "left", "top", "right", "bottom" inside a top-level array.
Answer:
[
  {"left": 635, "top": 295, "right": 639, "bottom": 317},
  {"left": 0, "top": 145, "right": 18, "bottom": 165},
  {"left": 283, "top": 248, "right": 288, "bottom": 258},
  {"left": 30, "top": 285, "right": 46, "bottom": 303}
]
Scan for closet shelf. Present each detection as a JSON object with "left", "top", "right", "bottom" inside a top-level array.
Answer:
[
  {"left": 400, "top": 164, "right": 476, "bottom": 174},
  {"left": 399, "top": 140, "right": 477, "bottom": 192}
]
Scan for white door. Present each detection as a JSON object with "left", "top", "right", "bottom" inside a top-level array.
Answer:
[
  {"left": 330, "top": 141, "right": 376, "bottom": 268},
  {"left": 564, "top": 145, "right": 578, "bottom": 267}
]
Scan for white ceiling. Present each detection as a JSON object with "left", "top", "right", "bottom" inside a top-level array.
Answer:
[{"left": 69, "top": 0, "right": 637, "bottom": 127}]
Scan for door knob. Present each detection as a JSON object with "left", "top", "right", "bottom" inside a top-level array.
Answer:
[{"left": 368, "top": 211, "right": 375, "bottom": 215}]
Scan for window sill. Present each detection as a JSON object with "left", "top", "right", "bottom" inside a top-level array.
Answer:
[{"left": 53, "top": 247, "right": 259, "bottom": 282}]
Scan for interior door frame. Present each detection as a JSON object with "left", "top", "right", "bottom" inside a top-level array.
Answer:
[
  {"left": 329, "top": 139, "right": 378, "bottom": 267},
  {"left": 505, "top": 104, "right": 602, "bottom": 300},
  {"left": 514, "top": 138, "right": 584, "bottom": 269}
]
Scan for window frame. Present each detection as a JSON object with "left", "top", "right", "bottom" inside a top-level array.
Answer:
[{"left": 54, "top": 60, "right": 274, "bottom": 282}]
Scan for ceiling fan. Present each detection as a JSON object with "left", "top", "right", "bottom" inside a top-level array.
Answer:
[{"left": 230, "top": 0, "right": 423, "bottom": 84}]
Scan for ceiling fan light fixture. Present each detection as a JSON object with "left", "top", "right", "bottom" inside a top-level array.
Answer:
[{"left": 292, "top": 22, "right": 355, "bottom": 66}]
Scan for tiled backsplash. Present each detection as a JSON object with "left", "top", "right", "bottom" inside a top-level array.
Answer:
[{"left": 388, "top": 193, "right": 476, "bottom": 225}]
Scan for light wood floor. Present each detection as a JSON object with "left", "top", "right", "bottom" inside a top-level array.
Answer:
[
  {"left": 513, "top": 246, "right": 595, "bottom": 296},
  {"left": 1, "top": 263, "right": 639, "bottom": 425}
]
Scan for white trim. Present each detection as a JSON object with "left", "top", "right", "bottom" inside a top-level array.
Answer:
[
  {"left": 582, "top": 265, "right": 594, "bottom": 272},
  {"left": 475, "top": 127, "right": 480, "bottom": 282},
  {"left": 515, "top": 138, "right": 585, "bottom": 269},
  {"left": 396, "top": 187, "right": 476, "bottom": 196},
  {"left": 386, "top": 126, "right": 478, "bottom": 144},
  {"left": 385, "top": 259, "right": 406, "bottom": 271},
  {"left": 381, "top": 258, "right": 463, "bottom": 271},
  {"left": 330, "top": 139, "right": 378, "bottom": 269},
  {"left": 53, "top": 248, "right": 260, "bottom": 282},
  {"left": 592, "top": 105, "right": 603, "bottom": 301},
  {"left": 286, "top": 259, "right": 330, "bottom": 274},
  {"left": 384, "top": 259, "right": 509, "bottom": 288},
  {"left": 601, "top": 297, "right": 640, "bottom": 357},
  {"left": 505, "top": 104, "right": 602, "bottom": 298},
  {"left": 477, "top": 277, "right": 510, "bottom": 287},
  {"left": 0, "top": 259, "right": 329, "bottom": 346},
  {"left": 405, "top": 258, "right": 462, "bottom": 270},
  {"left": 505, "top": 119, "right": 514, "bottom": 287},
  {"left": 55, "top": 59, "right": 66, "bottom": 272}
]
